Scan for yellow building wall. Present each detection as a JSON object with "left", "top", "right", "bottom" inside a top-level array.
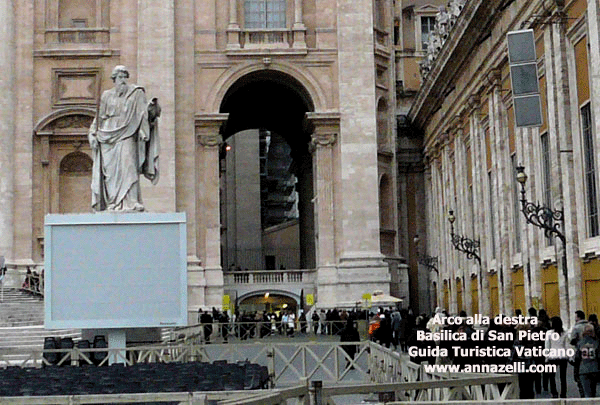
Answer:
[
  {"left": 443, "top": 280, "right": 450, "bottom": 312},
  {"left": 456, "top": 277, "right": 463, "bottom": 313},
  {"left": 542, "top": 265, "right": 559, "bottom": 317},
  {"left": 566, "top": 0, "right": 588, "bottom": 30},
  {"left": 512, "top": 268, "right": 525, "bottom": 315},
  {"left": 582, "top": 259, "right": 600, "bottom": 316}
]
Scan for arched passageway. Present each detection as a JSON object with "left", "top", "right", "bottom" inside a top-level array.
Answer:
[{"left": 219, "top": 70, "right": 316, "bottom": 271}]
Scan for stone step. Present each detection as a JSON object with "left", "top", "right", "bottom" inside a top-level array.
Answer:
[{"left": 0, "top": 288, "right": 45, "bottom": 327}]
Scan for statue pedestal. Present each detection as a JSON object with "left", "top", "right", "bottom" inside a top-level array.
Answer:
[{"left": 44, "top": 212, "right": 187, "bottom": 345}]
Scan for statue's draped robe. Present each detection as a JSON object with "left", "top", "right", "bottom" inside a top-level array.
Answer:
[{"left": 90, "top": 84, "right": 159, "bottom": 211}]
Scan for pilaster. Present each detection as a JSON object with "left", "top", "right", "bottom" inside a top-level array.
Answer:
[
  {"left": 226, "top": 0, "right": 241, "bottom": 50},
  {"left": 137, "top": 0, "right": 176, "bottom": 212},
  {"left": 309, "top": 115, "right": 338, "bottom": 307},
  {"left": 0, "top": 0, "right": 15, "bottom": 262},
  {"left": 292, "top": 0, "right": 307, "bottom": 49},
  {"left": 468, "top": 98, "right": 490, "bottom": 316},
  {"left": 194, "top": 114, "right": 227, "bottom": 314}
]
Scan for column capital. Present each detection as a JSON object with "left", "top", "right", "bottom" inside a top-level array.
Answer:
[
  {"left": 311, "top": 132, "right": 337, "bottom": 148},
  {"left": 466, "top": 95, "right": 480, "bottom": 115},
  {"left": 199, "top": 134, "right": 223, "bottom": 147},
  {"left": 195, "top": 113, "right": 228, "bottom": 146},
  {"left": 485, "top": 68, "right": 502, "bottom": 90}
]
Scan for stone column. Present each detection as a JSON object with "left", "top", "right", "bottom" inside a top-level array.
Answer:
[
  {"left": 227, "top": 0, "right": 241, "bottom": 49},
  {"left": 0, "top": 0, "right": 15, "bottom": 262},
  {"left": 310, "top": 119, "right": 338, "bottom": 307},
  {"left": 292, "top": 0, "right": 307, "bottom": 48},
  {"left": 137, "top": 0, "right": 176, "bottom": 211},
  {"left": 194, "top": 116, "right": 226, "bottom": 315}
]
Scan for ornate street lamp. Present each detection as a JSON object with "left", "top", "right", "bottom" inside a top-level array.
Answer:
[
  {"left": 447, "top": 210, "right": 481, "bottom": 265},
  {"left": 413, "top": 235, "right": 439, "bottom": 274},
  {"left": 515, "top": 166, "right": 565, "bottom": 244},
  {"left": 515, "top": 166, "right": 568, "bottom": 282}
]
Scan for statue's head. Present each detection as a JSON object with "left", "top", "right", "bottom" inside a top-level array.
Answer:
[{"left": 110, "top": 65, "right": 130, "bottom": 82}]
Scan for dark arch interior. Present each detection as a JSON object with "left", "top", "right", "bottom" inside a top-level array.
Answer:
[
  {"left": 220, "top": 70, "right": 314, "bottom": 156},
  {"left": 218, "top": 70, "right": 316, "bottom": 270}
]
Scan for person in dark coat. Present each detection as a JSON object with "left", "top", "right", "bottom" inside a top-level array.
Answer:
[
  {"left": 199, "top": 310, "right": 213, "bottom": 343},
  {"left": 340, "top": 319, "right": 360, "bottom": 369},
  {"left": 374, "top": 314, "right": 393, "bottom": 348}
]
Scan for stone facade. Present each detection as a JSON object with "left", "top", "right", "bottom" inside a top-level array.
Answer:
[
  {"left": 0, "top": 0, "right": 461, "bottom": 321},
  {"left": 408, "top": 0, "right": 600, "bottom": 326}
]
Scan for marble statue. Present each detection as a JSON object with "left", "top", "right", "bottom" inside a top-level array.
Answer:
[{"left": 88, "top": 65, "right": 160, "bottom": 212}]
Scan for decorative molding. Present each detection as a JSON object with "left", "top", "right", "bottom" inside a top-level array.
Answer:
[
  {"left": 34, "top": 49, "right": 119, "bottom": 58},
  {"left": 311, "top": 132, "right": 337, "bottom": 147},
  {"left": 47, "top": 114, "right": 93, "bottom": 130},
  {"left": 485, "top": 68, "right": 502, "bottom": 90},
  {"left": 195, "top": 113, "right": 228, "bottom": 146},
  {"left": 52, "top": 68, "right": 102, "bottom": 108},
  {"left": 34, "top": 107, "right": 96, "bottom": 134},
  {"left": 466, "top": 95, "right": 481, "bottom": 115},
  {"left": 198, "top": 134, "right": 223, "bottom": 148}
]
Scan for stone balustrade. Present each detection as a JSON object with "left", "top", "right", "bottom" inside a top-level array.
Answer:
[{"left": 224, "top": 269, "right": 314, "bottom": 285}]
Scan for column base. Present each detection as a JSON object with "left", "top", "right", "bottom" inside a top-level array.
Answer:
[
  {"left": 187, "top": 257, "right": 223, "bottom": 323},
  {"left": 315, "top": 257, "right": 391, "bottom": 308}
]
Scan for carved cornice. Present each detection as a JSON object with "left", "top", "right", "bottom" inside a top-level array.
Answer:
[{"left": 306, "top": 112, "right": 340, "bottom": 134}]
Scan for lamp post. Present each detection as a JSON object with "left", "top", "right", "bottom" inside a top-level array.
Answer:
[
  {"left": 447, "top": 210, "right": 481, "bottom": 265},
  {"left": 515, "top": 165, "right": 568, "bottom": 305},
  {"left": 413, "top": 235, "right": 439, "bottom": 274},
  {"left": 515, "top": 166, "right": 566, "bottom": 244},
  {"left": 447, "top": 211, "right": 482, "bottom": 315},
  {"left": 414, "top": 235, "right": 438, "bottom": 312}
]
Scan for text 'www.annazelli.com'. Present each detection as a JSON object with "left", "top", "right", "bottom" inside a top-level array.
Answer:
[{"left": 423, "top": 363, "right": 558, "bottom": 374}]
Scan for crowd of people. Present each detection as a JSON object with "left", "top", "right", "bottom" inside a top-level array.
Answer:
[
  {"left": 196, "top": 307, "right": 354, "bottom": 342},
  {"left": 395, "top": 307, "right": 600, "bottom": 399},
  {"left": 21, "top": 267, "right": 43, "bottom": 296},
  {"left": 195, "top": 304, "right": 600, "bottom": 399}
]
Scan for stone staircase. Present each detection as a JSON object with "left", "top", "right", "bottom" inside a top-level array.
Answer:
[
  {"left": 0, "top": 288, "right": 81, "bottom": 365},
  {"left": 0, "top": 288, "right": 44, "bottom": 327}
]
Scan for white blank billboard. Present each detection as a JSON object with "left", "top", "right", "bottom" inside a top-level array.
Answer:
[{"left": 44, "top": 212, "right": 187, "bottom": 329}]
